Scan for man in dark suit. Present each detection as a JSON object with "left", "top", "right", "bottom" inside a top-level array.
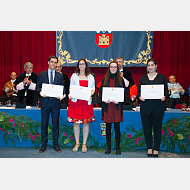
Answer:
[
  {"left": 36, "top": 55, "right": 65, "bottom": 153},
  {"left": 55, "top": 61, "right": 70, "bottom": 108},
  {"left": 116, "top": 57, "right": 134, "bottom": 105},
  {"left": 15, "top": 62, "right": 38, "bottom": 106}
]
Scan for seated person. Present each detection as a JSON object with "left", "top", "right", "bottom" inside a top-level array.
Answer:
[
  {"left": 167, "top": 75, "right": 185, "bottom": 108},
  {"left": 185, "top": 84, "right": 190, "bottom": 106},
  {"left": 0, "top": 72, "right": 18, "bottom": 105},
  {"left": 55, "top": 61, "right": 70, "bottom": 107},
  {"left": 14, "top": 62, "right": 38, "bottom": 106}
]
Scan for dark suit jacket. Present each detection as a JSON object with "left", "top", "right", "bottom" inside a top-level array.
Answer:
[
  {"left": 36, "top": 70, "right": 64, "bottom": 108},
  {"left": 60, "top": 73, "right": 70, "bottom": 106},
  {"left": 91, "top": 73, "right": 99, "bottom": 106},
  {"left": 14, "top": 71, "right": 38, "bottom": 106},
  {"left": 123, "top": 67, "right": 134, "bottom": 105},
  {"left": 123, "top": 67, "right": 134, "bottom": 87}
]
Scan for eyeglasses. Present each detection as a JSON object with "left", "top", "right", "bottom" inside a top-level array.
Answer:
[
  {"left": 50, "top": 61, "right": 58, "bottom": 64},
  {"left": 79, "top": 63, "right": 85, "bottom": 66},
  {"left": 110, "top": 66, "right": 117, "bottom": 69},
  {"left": 56, "top": 66, "right": 61, "bottom": 68}
]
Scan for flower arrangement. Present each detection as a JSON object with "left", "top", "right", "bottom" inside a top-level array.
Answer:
[
  {"left": 161, "top": 115, "right": 190, "bottom": 153},
  {"left": 0, "top": 112, "right": 42, "bottom": 148},
  {"left": 0, "top": 111, "right": 190, "bottom": 154},
  {"left": 0, "top": 112, "right": 95, "bottom": 149},
  {"left": 119, "top": 125, "right": 147, "bottom": 152}
]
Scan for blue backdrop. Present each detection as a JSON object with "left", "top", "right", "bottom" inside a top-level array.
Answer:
[
  {"left": 1, "top": 108, "right": 190, "bottom": 153},
  {"left": 56, "top": 31, "right": 154, "bottom": 67}
]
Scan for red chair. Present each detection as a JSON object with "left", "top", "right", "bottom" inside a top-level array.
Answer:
[
  {"left": 175, "top": 104, "right": 187, "bottom": 109},
  {"left": 175, "top": 104, "right": 182, "bottom": 109}
]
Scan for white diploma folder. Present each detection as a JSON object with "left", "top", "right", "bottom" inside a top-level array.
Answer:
[
  {"left": 141, "top": 84, "right": 164, "bottom": 99},
  {"left": 41, "top": 83, "right": 64, "bottom": 98},
  {"left": 70, "top": 85, "right": 92, "bottom": 101},
  {"left": 102, "top": 87, "right": 124, "bottom": 102}
]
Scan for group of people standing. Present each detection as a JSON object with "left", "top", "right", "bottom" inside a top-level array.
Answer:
[{"left": 1, "top": 55, "right": 189, "bottom": 157}]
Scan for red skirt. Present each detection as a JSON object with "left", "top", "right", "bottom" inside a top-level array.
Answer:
[
  {"left": 67, "top": 80, "right": 95, "bottom": 124},
  {"left": 101, "top": 78, "right": 123, "bottom": 123},
  {"left": 102, "top": 102, "right": 123, "bottom": 123}
]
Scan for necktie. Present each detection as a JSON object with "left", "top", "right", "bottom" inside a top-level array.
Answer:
[{"left": 50, "top": 71, "right": 53, "bottom": 84}]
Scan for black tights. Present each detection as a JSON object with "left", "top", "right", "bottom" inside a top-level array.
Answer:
[{"left": 106, "top": 122, "right": 120, "bottom": 149}]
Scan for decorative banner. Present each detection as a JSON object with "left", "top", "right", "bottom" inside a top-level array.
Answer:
[
  {"left": 100, "top": 123, "right": 106, "bottom": 136},
  {"left": 56, "top": 31, "right": 154, "bottom": 67}
]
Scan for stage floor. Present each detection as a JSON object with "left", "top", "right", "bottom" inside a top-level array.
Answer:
[{"left": 0, "top": 147, "right": 190, "bottom": 158}]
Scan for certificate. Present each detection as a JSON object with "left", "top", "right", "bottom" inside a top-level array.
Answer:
[
  {"left": 41, "top": 83, "right": 64, "bottom": 98},
  {"left": 70, "top": 85, "right": 92, "bottom": 101},
  {"left": 102, "top": 87, "right": 124, "bottom": 102},
  {"left": 141, "top": 85, "right": 164, "bottom": 99}
]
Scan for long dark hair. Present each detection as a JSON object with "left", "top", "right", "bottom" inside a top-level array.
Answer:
[
  {"left": 75, "top": 58, "right": 91, "bottom": 76},
  {"left": 103, "top": 61, "right": 122, "bottom": 86}
]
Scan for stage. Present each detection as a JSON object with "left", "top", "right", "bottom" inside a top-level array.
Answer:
[{"left": 0, "top": 107, "right": 190, "bottom": 153}]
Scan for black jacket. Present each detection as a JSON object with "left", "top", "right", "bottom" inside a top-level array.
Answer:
[{"left": 14, "top": 71, "right": 38, "bottom": 106}]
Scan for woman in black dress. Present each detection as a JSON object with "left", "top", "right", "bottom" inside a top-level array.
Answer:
[
  {"left": 138, "top": 58, "right": 168, "bottom": 157},
  {"left": 99, "top": 61, "right": 126, "bottom": 155}
]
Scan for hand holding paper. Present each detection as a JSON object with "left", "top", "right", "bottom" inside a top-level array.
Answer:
[
  {"left": 69, "top": 85, "right": 92, "bottom": 101},
  {"left": 141, "top": 85, "right": 164, "bottom": 99},
  {"left": 102, "top": 87, "right": 124, "bottom": 102},
  {"left": 41, "top": 83, "right": 64, "bottom": 98}
]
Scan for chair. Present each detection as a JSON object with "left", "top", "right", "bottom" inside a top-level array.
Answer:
[
  {"left": 175, "top": 104, "right": 187, "bottom": 109},
  {"left": 175, "top": 104, "right": 182, "bottom": 109}
]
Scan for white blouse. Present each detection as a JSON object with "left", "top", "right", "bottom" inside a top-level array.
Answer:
[{"left": 69, "top": 73, "right": 95, "bottom": 105}]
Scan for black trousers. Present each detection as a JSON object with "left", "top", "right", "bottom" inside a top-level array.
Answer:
[
  {"left": 168, "top": 98, "right": 181, "bottom": 108},
  {"left": 140, "top": 110, "right": 164, "bottom": 151},
  {"left": 106, "top": 122, "right": 120, "bottom": 149},
  {"left": 41, "top": 99, "right": 60, "bottom": 147}
]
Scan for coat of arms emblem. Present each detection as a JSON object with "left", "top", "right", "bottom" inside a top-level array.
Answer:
[{"left": 95, "top": 31, "right": 113, "bottom": 48}]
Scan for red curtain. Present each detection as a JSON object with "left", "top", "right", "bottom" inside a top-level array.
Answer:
[
  {"left": 0, "top": 31, "right": 56, "bottom": 92},
  {"left": 0, "top": 31, "right": 190, "bottom": 94},
  {"left": 152, "top": 31, "right": 190, "bottom": 91}
]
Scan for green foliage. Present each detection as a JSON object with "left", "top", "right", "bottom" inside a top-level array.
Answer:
[
  {"left": 0, "top": 111, "right": 190, "bottom": 154},
  {"left": 0, "top": 112, "right": 41, "bottom": 148},
  {"left": 161, "top": 115, "right": 190, "bottom": 154}
]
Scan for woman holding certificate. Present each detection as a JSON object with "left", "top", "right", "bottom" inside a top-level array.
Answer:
[
  {"left": 138, "top": 58, "right": 168, "bottom": 157},
  {"left": 99, "top": 61, "right": 126, "bottom": 155},
  {"left": 67, "top": 58, "right": 95, "bottom": 153}
]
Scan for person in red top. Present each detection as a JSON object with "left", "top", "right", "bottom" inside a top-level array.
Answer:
[
  {"left": 67, "top": 58, "right": 95, "bottom": 153},
  {"left": 99, "top": 61, "right": 126, "bottom": 155}
]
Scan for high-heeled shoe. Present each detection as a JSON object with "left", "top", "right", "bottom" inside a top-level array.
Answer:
[
  {"left": 105, "top": 149, "right": 111, "bottom": 154},
  {"left": 152, "top": 154, "right": 158, "bottom": 157},
  {"left": 147, "top": 149, "right": 152, "bottom": 157},
  {"left": 116, "top": 149, "right": 121, "bottom": 155},
  {"left": 82, "top": 144, "right": 87, "bottom": 153},
  {"left": 72, "top": 144, "right": 80, "bottom": 152}
]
